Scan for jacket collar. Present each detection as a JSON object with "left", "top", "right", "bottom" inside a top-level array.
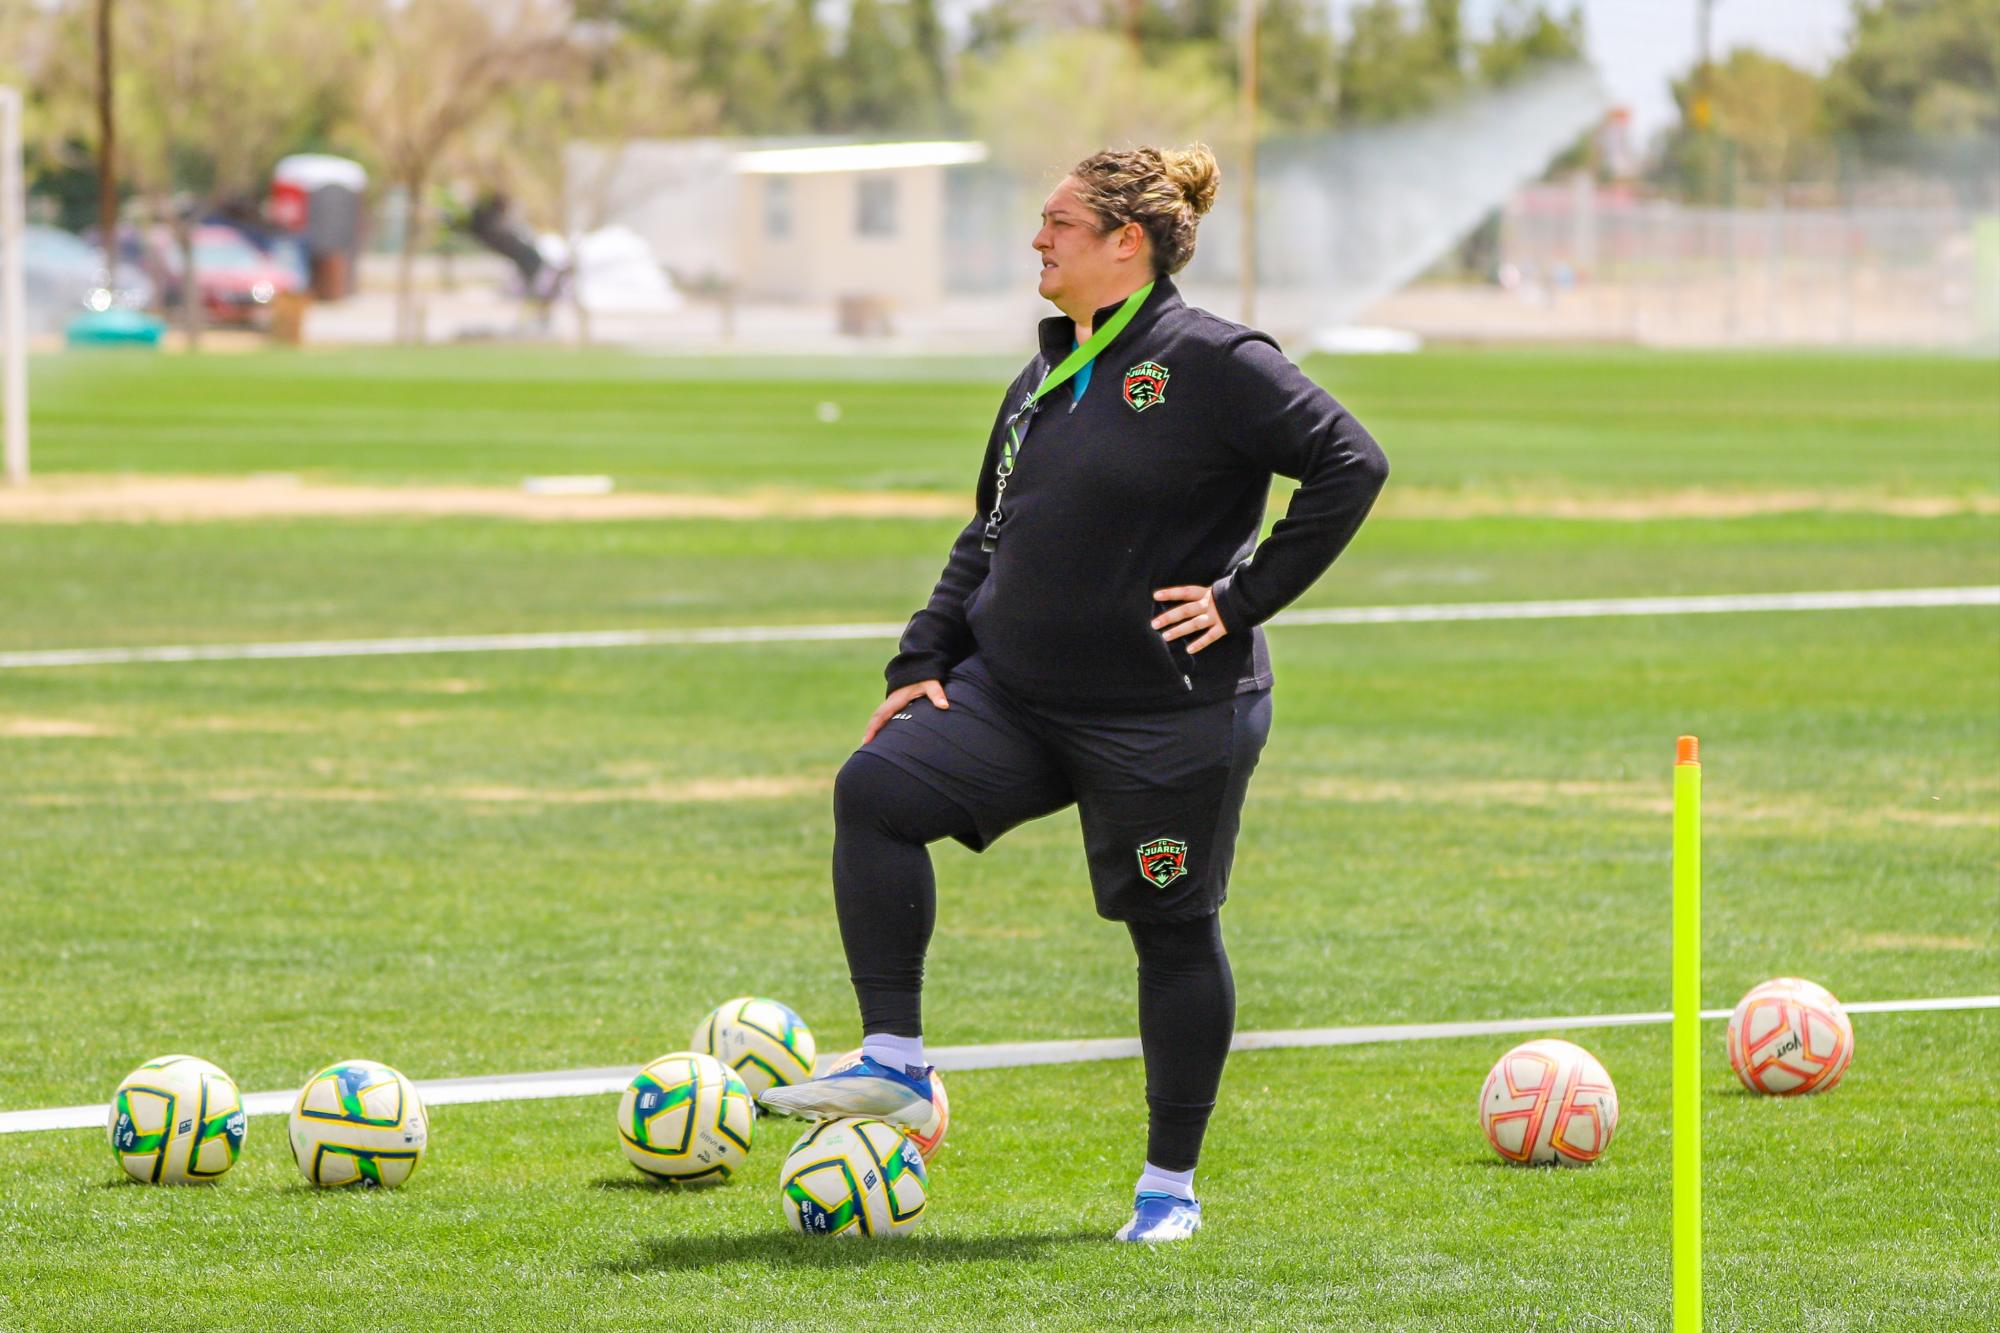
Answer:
[{"left": 1036, "top": 272, "right": 1180, "bottom": 365}]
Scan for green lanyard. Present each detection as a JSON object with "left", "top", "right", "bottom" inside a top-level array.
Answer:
[{"left": 983, "top": 281, "right": 1153, "bottom": 552}]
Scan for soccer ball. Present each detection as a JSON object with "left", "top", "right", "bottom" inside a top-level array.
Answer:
[
  {"left": 289, "top": 1059, "right": 428, "bottom": 1188},
  {"left": 779, "top": 1117, "right": 929, "bottom": 1238},
  {"left": 107, "top": 1055, "right": 246, "bottom": 1184},
  {"left": 692, "top": 996, "right": 817, "bottom": 1102},
  {"left": 1479, "top": 1038, "right": 1619, "bottom": 1167},
  {"left": 616, "top": 1051, "right": 755, "bottom": 1184},
  {"left": 1728, "top": 977, "right": 1854, "bottom": 1096},
  {"left": 827, "top": 1047, "right": 950, "bottom": 1162}
]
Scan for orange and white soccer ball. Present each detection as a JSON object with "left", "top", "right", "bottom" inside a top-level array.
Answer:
[
  {"left": 827, "top": 1048, "right": 950, "bottom": 1162},
  {"left": 1479, "top": 1038, "right": 1619, "bottom": 1167},
  {"left": 1727, "top": 977, "right": 1853, "bottom": 1096}
]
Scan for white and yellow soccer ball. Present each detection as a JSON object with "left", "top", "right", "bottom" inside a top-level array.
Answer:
[
  {"left": 617, "top": 1051, "right": 755, "bottom": 1184},
  {"left": 827, "top": 1047, "right": 950, "bottom": 1162},
  {"left": 107, "top": 1055, "right": 247, "bottom": 1184},
  {"left": 1728, "top": 977, "right": 1854, "bottom": 1096},
  {"left": 780, "top": 1116, "right": 929, "bottom": 1238},
  {"left": 289, "top": 1059, "right": 428, "bottom": 1188},
  {"left": 1479, "top": 1038, "right": 1619, "bottom": 1167},
  {"left": 692, "top": 996, "right": 817, "bottom": 1103}
]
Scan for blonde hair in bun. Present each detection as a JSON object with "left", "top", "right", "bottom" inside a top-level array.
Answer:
[{"left": 1068, "top": 143, "right": 1220, "bottom": 276}]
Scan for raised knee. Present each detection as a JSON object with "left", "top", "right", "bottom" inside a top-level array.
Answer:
[{"left": 834, "top": 751, "right": 904, "bottom": 831}]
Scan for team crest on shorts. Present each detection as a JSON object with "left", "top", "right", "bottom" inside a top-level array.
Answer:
[
  {"left": 1122, "top": 361, "right": 1170, "bottom": 413},
  {"left": 1136, "top": 837, "right": 1189, "bottom": 888}
]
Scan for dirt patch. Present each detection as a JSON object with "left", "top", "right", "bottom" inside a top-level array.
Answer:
[
  {"left": 1294, "top": 776, "right": 1667, "bottom": 814},
  {"left": 1378, "top": 487, "right": 2000, "bottom": 521},
  {"left": 189, "top": 775, "right": 829, "bottom": 805},
  {"left": 2, "top": 475, "right": 1992, "bottom": 524},
  {"left": 411, "top": 678, "right": 485, "bottom": 695},
  {"left": 447, "top": 776, "right": 827, "bottom": 804},
  {"left": 0, "top": 475, "right": 967, "bottom": 524},
  {"left": 0, "top": 717, "right": 121, "bottom": 737},
  {"left": 1849, "top": 932, "right": 1989, "bottom": 952},
  {"left": 1287, "top": 777, "right": 1996, "bottom": 828},
  {"left": 206, "top": 786, "right": 390, "bottom": 803},
  {"left": 171, "top": 716, "right": 320, "bottom": 734}
]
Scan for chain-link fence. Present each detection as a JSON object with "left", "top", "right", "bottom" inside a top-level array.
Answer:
[{"left": 1471, "top": 135, "right": 2000, "bottom": 349}]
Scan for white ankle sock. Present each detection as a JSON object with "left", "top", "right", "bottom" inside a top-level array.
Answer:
[
  {"left": 860, "top": 1034, "right": 927, "bottom": 1075},
  {"left": 1135, "top": 1163, "right": 1196, "bottom": 1201}
]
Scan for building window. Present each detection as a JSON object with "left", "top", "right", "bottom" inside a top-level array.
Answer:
[
  {"left": 765, "top": 177, "right": 792, "bottom": 238},
  {"left": 856, "top": 176, "right": 897, "bottom": 238}
]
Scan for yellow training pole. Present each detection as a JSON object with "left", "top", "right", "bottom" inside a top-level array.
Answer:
[{"left": 1673, "top": 735, "right": 1702, "bottom": 1332}]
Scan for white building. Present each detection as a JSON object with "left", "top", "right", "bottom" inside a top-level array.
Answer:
[{"left": 565, "top": 138, "right": 990, "bottom": 315}]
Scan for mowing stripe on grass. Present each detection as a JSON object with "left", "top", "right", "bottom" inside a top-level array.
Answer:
[
  {"left": 3, "top": 586, "right": 1995, "bottom": 670},
  {"left": 5, "top": 994, "right": 1993, "bottom": 1136}
]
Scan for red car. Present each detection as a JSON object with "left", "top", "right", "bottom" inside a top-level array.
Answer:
[{"left": 142, "top": 225, "right": 301, "bottom": 327}]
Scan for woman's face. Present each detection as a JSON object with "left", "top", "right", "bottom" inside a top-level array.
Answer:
[{"left": 1033, "top": 176, "right": 1138, "bottom": 310}]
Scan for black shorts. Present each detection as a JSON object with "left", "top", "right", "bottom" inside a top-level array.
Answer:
[{"left": 856, "top": 653, "right": 1273, "bottom": 922}]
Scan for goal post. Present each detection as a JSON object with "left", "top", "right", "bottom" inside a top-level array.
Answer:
[{"left": 1, "top": 84, "right": 26, "bottom": 486}]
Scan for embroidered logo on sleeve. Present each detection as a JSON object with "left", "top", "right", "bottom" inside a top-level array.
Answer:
[
  {"left": 1136, "top": 837, "right": 1189, "bottom": 888},
  {"left": 1122, "top": 361, "right": 1170, "bottom": 412}
]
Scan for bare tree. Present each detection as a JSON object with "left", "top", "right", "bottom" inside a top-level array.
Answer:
[
  {"left": 349, "top": 0, "right": 571, "bottom": 343},
  {"left": 83, "top": 0, "right": 353, "bottom": 348},
  {"left": 457, "top": 28, "right": 716, "bottom": 344}
]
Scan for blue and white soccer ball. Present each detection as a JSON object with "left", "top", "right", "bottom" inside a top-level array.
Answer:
[
  {"left": 692, "top": 996, "right": 817, "bottom": 1103},
  {"left": 288, "top": 1059, "right": 428, "bottom": 1188},
  {"left": 779, "top": 1117, "right": 929, "bottom": 1238},
  {"left": 107, "top": 1054, "right": 246, "bottom": 1184},
  {"left": 617, "top": 1050, "right": 755, "bottom": 1184}
]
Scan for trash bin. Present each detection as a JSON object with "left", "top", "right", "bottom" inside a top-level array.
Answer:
[
  {"left": 268, "top": 290, "right": 311, "bottom": 345},
  {"left": 836, "top": 293, "right": 893, "bottom": 337},
  {"left": 271, "top": 154, "right": 368, "bottom": 301}
]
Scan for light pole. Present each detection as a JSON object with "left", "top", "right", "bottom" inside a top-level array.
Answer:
[
  {"left": 1239, "top": 0, "right": 1259, "bottom": 325},
  {"left": 98, "top": 0, "right": 117, "bottom": 285},
  {"left": 2, "top": 85, "right": 25, "bottom": 486}
]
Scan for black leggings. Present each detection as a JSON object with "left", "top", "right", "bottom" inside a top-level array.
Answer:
[{"left": 832, "top": 750, "right": 1235, "bottom": 1171}]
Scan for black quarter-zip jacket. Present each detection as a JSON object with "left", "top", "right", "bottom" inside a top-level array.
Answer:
[{"left": 885, "top": 274, "right": 1389, "bottom": 711}]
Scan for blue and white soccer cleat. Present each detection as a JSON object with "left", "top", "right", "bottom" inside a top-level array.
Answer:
[
  {"left": 756, "top": 1054, "right": 935, "bottom": 1127},
  {"left": 1113, "top": 1191, "right": 1202, "bottom": 1243}
]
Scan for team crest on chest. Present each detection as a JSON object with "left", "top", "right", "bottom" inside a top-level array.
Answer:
[
  {"left": 1122, "top": 361, "right": 1170, "bottom": 413},
  {"left": 1136, "top": 837, "right": 1189, "bottom": 888}
]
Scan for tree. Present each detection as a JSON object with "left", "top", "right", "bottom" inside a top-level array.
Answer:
[
  {"left": 582, "top": 0, "right": 843, "bottom": 134},
  {"left": 908, "top": 0, "right": 952, "bottom": 119},
  {"left": 456, "top": 28, "right": 719, "bottom": 343},
  {"left": 1473, "top": 0, "right": 1584, "bottom": 87},
  {"left": 958, "top": 28, "right": 1232, "bottom": 178},
  {"left": 1660, "top": 48, "right": 1826, "bottom": 192},
  {"left": 1338, "top": 0, "right": 1453, "bottom": 123},
  {"left": 1822, "top": 0, "right": 1999, "bottom": 150},
  {"left": 836, "top": 0, "right": 948, "bottom": 133},
  {"left": 348, "top": 0, "right": 570, "bottom": 342},
  {"left": 9, "top": 0, "right": 104, "bottom": 235},
  {"left": 62, "top": 0, "right": 354, "bottom": 346},
  {"left": 1253, "top": 0, "right": 1341, "bottom": 132}
]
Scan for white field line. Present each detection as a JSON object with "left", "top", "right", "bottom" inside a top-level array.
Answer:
[
  {"left": 5, "top": 993, "right": 1993, "bottom": 1137},
  {"left": 2, "top": 586, "right": 1995, "bottom": 671}
]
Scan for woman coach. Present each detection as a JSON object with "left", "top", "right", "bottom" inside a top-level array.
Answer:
[{"left": 762, "top": 144, "right": 1389, "bottom": 1242}]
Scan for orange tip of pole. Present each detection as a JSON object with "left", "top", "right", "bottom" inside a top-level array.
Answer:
[{"left": 1676, "top": 735, "right": 1700, "bottom": 766}]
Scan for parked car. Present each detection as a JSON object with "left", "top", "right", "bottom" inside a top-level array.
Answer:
[
  {"left": 142, "top": 224, "right": 300, "bottom": 327},
  {"left": 2, "top": 225, "right": 155, "bottom": 335}
]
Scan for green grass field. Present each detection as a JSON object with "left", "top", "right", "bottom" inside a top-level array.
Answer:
[{"left": 2, "top": 347, "right": 1995, "bottom": 1329}]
